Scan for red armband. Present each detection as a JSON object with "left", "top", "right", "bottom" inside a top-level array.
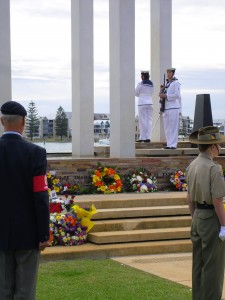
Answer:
[{"left": 33, "top": 175, "right": 48, "bottom": 192}]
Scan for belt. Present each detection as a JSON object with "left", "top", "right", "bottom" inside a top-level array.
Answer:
[{"left": 197, "top": 203, "right": 214, "bottom": 209}]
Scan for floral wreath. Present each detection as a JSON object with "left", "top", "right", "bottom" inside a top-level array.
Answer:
[
  {"left": 123, "top": 168, "right": 157, "bottom": 193},
  {"left": 47, "top": 171, "right": 82, "bottom": 197},
  {"left": 170, "top": 170, "right": 187, "bottom": 191},
  {"left": 91, "top": 164, "right": 122, "bottom": 194}
]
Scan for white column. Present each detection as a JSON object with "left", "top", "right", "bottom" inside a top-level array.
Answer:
[
  {"left": 71, "top": 0, "right": 94, "bottom": 156},
  {"left": 0, "top": 0, "right": 11, "bottom": 132},
  {"left": 150, "top": 0, "right": 172, "bottom": 141},
  {"left": 109, "top": 0, "right": 135, "bottom": 157}
]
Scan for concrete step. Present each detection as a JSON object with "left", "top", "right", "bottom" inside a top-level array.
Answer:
[
  {"left": 92, "top": 205, "right": 189, "bottom": 220},
  {"left": 41, "top": 240, "right": 192, "bottom": 261},
  {"left": 90, "top": 216, "right": 191, "bottom": 232},
  {"left": 136, "top": 148, "right": 225, "bottom": 157},
  {"left": 88, "top": 227, "right": 190, "bottom": 244},
  {"left": 74, "top": 192, "right": 187, "bottom": 209}
]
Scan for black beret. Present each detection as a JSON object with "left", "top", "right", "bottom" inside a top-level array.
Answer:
[{"left": 1, "top": 101, "right": 27, "bottom": 116}]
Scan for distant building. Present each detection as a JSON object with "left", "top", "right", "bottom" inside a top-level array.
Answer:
[
  {"left": 37, "top": 117, "right": 56, "bottom": 138},
  {"left": 179, "top": 115, "right": 192, "bottom": 137},
  {"left": 38, "top": 112, "right": 209, "bottom": 141}
]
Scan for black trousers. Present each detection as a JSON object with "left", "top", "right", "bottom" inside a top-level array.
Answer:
[{"left": 0, "top": 249, "right": 40, "bottom": 300}]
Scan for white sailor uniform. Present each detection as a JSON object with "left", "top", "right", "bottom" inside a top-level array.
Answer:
[
  {"left": 163, "top": 78, "right": 181, "bottom": 148},
  {"left": 135, "top": 80, "right": 154, "bottom": 141}
]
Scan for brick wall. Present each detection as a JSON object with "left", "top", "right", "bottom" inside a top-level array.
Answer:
[{"left": 47, "top": 156, "right": 225, "bottom": 192}]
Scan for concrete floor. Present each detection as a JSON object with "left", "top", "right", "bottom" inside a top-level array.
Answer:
[{"left": 113, "top": 252, "right": 225, "bottom": 300}]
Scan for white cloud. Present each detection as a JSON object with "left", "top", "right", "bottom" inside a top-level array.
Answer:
[{"left": 9, "top": 0, "right": 225, "bottom": 119}]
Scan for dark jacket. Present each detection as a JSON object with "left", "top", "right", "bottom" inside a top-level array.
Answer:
[{"left": 0, "top": 133, "right": 50, "bottom": 250}]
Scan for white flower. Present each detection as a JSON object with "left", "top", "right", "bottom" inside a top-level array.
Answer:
[
  {"left": 136, "top": 175, "right": 142, "bottom": 182},
  {"left": 64, "top": 199, "right": 70, "bottom": 205},
  {"left": 147, "top": 178, "right": 153, "bottom": 184},
  {"left": 62, "top": 237, "right": 67, "bottom": 243},
  {"left": 140, "top": 184, "right": 148, "bottom": 192},
  {"left": 50, "top": 215, "right": 56, "bottom": 222},
  {"left": 52, "top": 198, "right": 64, "bottom": 204}
]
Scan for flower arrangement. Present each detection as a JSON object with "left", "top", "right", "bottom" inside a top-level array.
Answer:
[
  {"left": 64, "top": 194, "right": 76, "bottom": 212},
  {"left": 123, "top": 168, "right": 157, "bottom": 193},
  {"left": 49, "top": 203, "right": 97, "bottom": 246},
  {"left": 91, "top": 164, "right": 123, "bottom": 194},
  {"left": 47, "top": 171, "right": 84, "bottom": 196},
  {"left": 170, "top": 171, "right": 187, "bottom": 191},
  {"left": 49, "top": 212, "right": 88, "bottom": 246},
  {"left": 63, "top": 184, "right": 81, "bottom": 195},
  {"left": 47, "top": 171, "right": 97, "bottom": 246},
  {"left": 47, "top": 171, "right": 63, "bottom": 197},
  {"left": 50, "top": 202, "right": 64, "bottom": 214}
]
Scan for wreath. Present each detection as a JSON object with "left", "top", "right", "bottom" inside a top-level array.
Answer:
[
  {"left": 170, "top": 171, "right": 187, "bottom": 191},
  {"left": 123, "top": 168, "right": 157, "bottom": 193},
  {"left": 91, "top": 164, "right": 122, "bottom": 194}
]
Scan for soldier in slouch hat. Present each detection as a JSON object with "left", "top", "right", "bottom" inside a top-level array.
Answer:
[{"left": 186, "top": 126, "right": 225, "bottom": 300}]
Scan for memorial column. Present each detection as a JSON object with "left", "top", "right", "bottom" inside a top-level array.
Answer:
[
  {"left": 0, "top": 0, "right": 11, "bottom": 133},
  {"left": 150, "top": 0, "right": 172, "bottom": 142},
  {"left": 71, "top": 0, "right": 94, "bottom": 156},
  {"left": 109, "top": 0, "right": 135, "bottom": 157}
]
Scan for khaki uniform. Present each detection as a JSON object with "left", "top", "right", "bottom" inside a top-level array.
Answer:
[{"left": 186, "top": 152, "right": 225, "bottom": 300}]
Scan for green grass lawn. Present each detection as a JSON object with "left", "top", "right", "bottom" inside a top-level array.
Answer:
[{"left": 37, "top": 259, "right": 191, "bottom": 300}]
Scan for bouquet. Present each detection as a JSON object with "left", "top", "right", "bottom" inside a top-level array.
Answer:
[
  {"left": 47, "top": 171, "right": 63, "bottom": 198},
  {"left": 170, "top": 171, "right": 187, "bottom": 191},
  {"left": 91, "top": 164, "right": 123, "bottom": 194},
  {"left": 123, "top": 168, "right": 157, "bottom": 193},
  {"left": 49, "top": 204, "right": 97, "bottom": 246},
  {"left": 50, "top": 212, "right": 87, "bottom": 246}
]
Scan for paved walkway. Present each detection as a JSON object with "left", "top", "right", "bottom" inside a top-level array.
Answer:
[{"left": 113, "top": 252, "right": 225, "bottom": 300}]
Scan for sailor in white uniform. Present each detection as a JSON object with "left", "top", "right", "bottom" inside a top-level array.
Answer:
[
  {"left": 135, "top": 71, "right": 154, "bottom": 142},
  {"left": 159, "top": 68, "right": 181, "bottom": 149}
]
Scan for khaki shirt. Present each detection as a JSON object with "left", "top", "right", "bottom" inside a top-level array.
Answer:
[{"left": 186, "top": 152, "right": 225, "bottom": 204}]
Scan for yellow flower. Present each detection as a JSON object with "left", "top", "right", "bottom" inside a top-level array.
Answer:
[
  {"left": 52, "top": 178, "right": 59, "bottom": 185},
  {"left": 54, "top": 186, "right": 60, "bottom": 193},
  {"left": 114, "top": 174, "right": 120, "bottom": 180},
  {"left": 47, "top": 173, "right": 52, "bottom": 178},
  {"left": 92, "top": 175, "right": 100, "bottom": 183},
  {"left": 100, "top": 185, "right": 107, "bottom": 192}
]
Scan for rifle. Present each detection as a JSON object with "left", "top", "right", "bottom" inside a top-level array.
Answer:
[{"left": 159, "top": 73, "right": 166, "bottom": 112}]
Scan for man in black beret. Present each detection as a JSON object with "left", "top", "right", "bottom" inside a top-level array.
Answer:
[
  {"left": 0, "top": 101, "right": 49, "bottom": 299},
  {"left": 1, "top": 100, "right": 27, "bottom": 116}
]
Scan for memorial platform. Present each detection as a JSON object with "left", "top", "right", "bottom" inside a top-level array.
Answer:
[{"left": 41, "top": 192, "right": 192, "bottom": 262}]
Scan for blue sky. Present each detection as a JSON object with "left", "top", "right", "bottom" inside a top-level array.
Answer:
[{"left": 10, "top": 0, "right": 225, "bottom": 119}]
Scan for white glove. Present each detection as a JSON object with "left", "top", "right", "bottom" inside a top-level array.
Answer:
[{"left": 219, "top": 226, "right": 225, "bottom": 241}]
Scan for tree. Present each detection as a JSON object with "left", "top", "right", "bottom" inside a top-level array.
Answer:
[
  {"left": 26, "top": 101, "right": 40, "bottom": 141},
  {"left": 55, "top": 106, "right": 68, "bottom": 140}
]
